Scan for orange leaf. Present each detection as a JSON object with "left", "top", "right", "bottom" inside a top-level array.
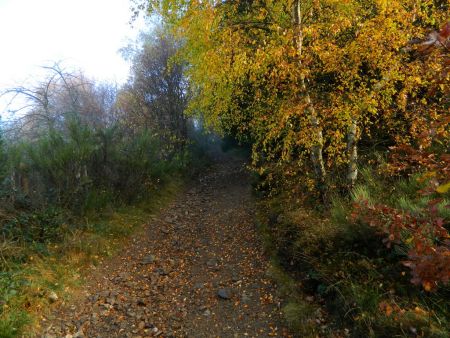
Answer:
[
  {"left": 385, "top": 304, "right": 393, "bottom": 317},
  {"left": 422, "top": 281, "right": 432, "bottom": 292}
]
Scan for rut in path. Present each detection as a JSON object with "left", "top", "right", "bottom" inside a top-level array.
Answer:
[{"left": 42, "top": 156, "right": 289, "bottom": 338}]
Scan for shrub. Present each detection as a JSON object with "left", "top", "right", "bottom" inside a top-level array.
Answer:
[{"left": 260, "top": 169, "right": 449, "bottom": 337}]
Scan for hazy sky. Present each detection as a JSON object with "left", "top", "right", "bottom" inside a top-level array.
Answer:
[{"left": 0, "top": 0, "right": 144, "bottom": 89}]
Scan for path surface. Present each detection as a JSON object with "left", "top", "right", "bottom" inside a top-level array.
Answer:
[{"left": 41, "top": 156, "right": 289, "bottom": 338}]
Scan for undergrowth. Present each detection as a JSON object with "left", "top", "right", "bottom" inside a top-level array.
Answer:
[{"left": 257, "top": 169, "right": 450, "bottom": 337}]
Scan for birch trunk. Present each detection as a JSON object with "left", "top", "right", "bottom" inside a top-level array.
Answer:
[
  {"left": 10, "top": 171, "right": 16, "bottom": 203},
  {"left": 347, "top": 117, "right": 358, "bottom": 188},
  {"left": 293, "top": 0, "right": 326, "bottom": 186}
]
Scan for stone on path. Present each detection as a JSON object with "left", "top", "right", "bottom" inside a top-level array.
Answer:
[
  {"left": 217, "top": 288, "right": 231, "bottom": 300},
  {"left": 142, "top": 254, "right": 156, "bottom": 264},
  {"left": 48, "top": 291, "right": 58, "bottom": 303}
]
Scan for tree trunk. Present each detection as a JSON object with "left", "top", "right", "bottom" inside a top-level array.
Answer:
[
  {"left": 347, "top": 117, "right": 358, "bottom": 188},
  {"left": 10, "top": 171, "right": 16, "bottom": 203},
  {"left": 293, "top": 0, "right": 326, "bottom": 187}
]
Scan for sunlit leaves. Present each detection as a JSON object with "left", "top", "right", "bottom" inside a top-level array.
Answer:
[{"left": 144, "top": 0, "right": 448, "bottom": 197}]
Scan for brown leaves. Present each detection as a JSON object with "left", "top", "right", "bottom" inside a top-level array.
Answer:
[
  {"left": 352, "top": 199, "right": 450, "bottom": 291},
  {"left": 414, "top": 21, "right": 450, "bottom": 55}
]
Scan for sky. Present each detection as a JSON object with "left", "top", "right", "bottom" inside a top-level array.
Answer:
[{"left": 0, "top": 0, "right": 145, "bottom": 98}]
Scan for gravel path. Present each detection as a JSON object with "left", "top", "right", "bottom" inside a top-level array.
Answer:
[{"left": 41, "top": 156, "right": 290, "bottom": 338}]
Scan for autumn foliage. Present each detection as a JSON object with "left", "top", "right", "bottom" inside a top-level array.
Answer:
[
  {"left": 353, "top": 21, "right": 450, "bottom": 292},
  {"left": 352, "top": 199, "right": 449, "bottom": 291}
]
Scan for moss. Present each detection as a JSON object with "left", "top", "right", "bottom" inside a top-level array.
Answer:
[{"left": 283, "top": 301, "right": 320, "bottom": 336}]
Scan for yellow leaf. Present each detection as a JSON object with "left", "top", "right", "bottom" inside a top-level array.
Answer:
[
  {"left": 415, "top": 307, "right": 429, "bottom": 318},
  {"left": 436, "top": 182, "right": 450, "bottom": 194},
  {"left": 422, "top": 282, "right": 432, "bottom": 292}
]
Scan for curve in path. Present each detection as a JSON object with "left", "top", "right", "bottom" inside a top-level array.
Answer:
[{"left": 42, "top": 156, "right": 289, "bottom": 338}]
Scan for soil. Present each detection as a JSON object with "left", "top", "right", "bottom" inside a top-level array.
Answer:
[{"left": 41, "top": 155, "right": 290, "bottom": 338}]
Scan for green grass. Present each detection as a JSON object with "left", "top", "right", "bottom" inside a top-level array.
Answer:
[
  {"left": 283, "top": 301, "right": 319, "bottom": 336},
  {"left": 265, "top": 260, "right": 322, "bottom": 337},
  {"left": 0, "top": 310, "right": 29, "bottom": 338}
]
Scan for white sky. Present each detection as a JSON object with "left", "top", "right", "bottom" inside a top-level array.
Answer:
[{"left": 0, "top": 0, "right": 145, "bottom": 90}]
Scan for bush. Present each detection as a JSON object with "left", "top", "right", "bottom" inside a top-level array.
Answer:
[
  {"left": 1, "top": 120, "right": 187, "bottom": 211},
  {"left": 1, "top": 208, "right": 65, "bottom": 245}
]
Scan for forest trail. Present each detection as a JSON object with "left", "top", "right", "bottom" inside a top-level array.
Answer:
[{"left": 41, "top": 155, "right": 289, "bottom": 338}]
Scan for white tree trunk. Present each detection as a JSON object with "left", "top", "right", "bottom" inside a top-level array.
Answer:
[
  {"left": 347, "top": 117, "right": 358, "bottom": 187},
  {"left": 293, "top": 0, "right": 326, "bottom": 185}
]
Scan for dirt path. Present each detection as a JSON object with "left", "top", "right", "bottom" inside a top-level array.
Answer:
[{"left": 41, "top": 156, "right": 289, "bottom": 338}]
